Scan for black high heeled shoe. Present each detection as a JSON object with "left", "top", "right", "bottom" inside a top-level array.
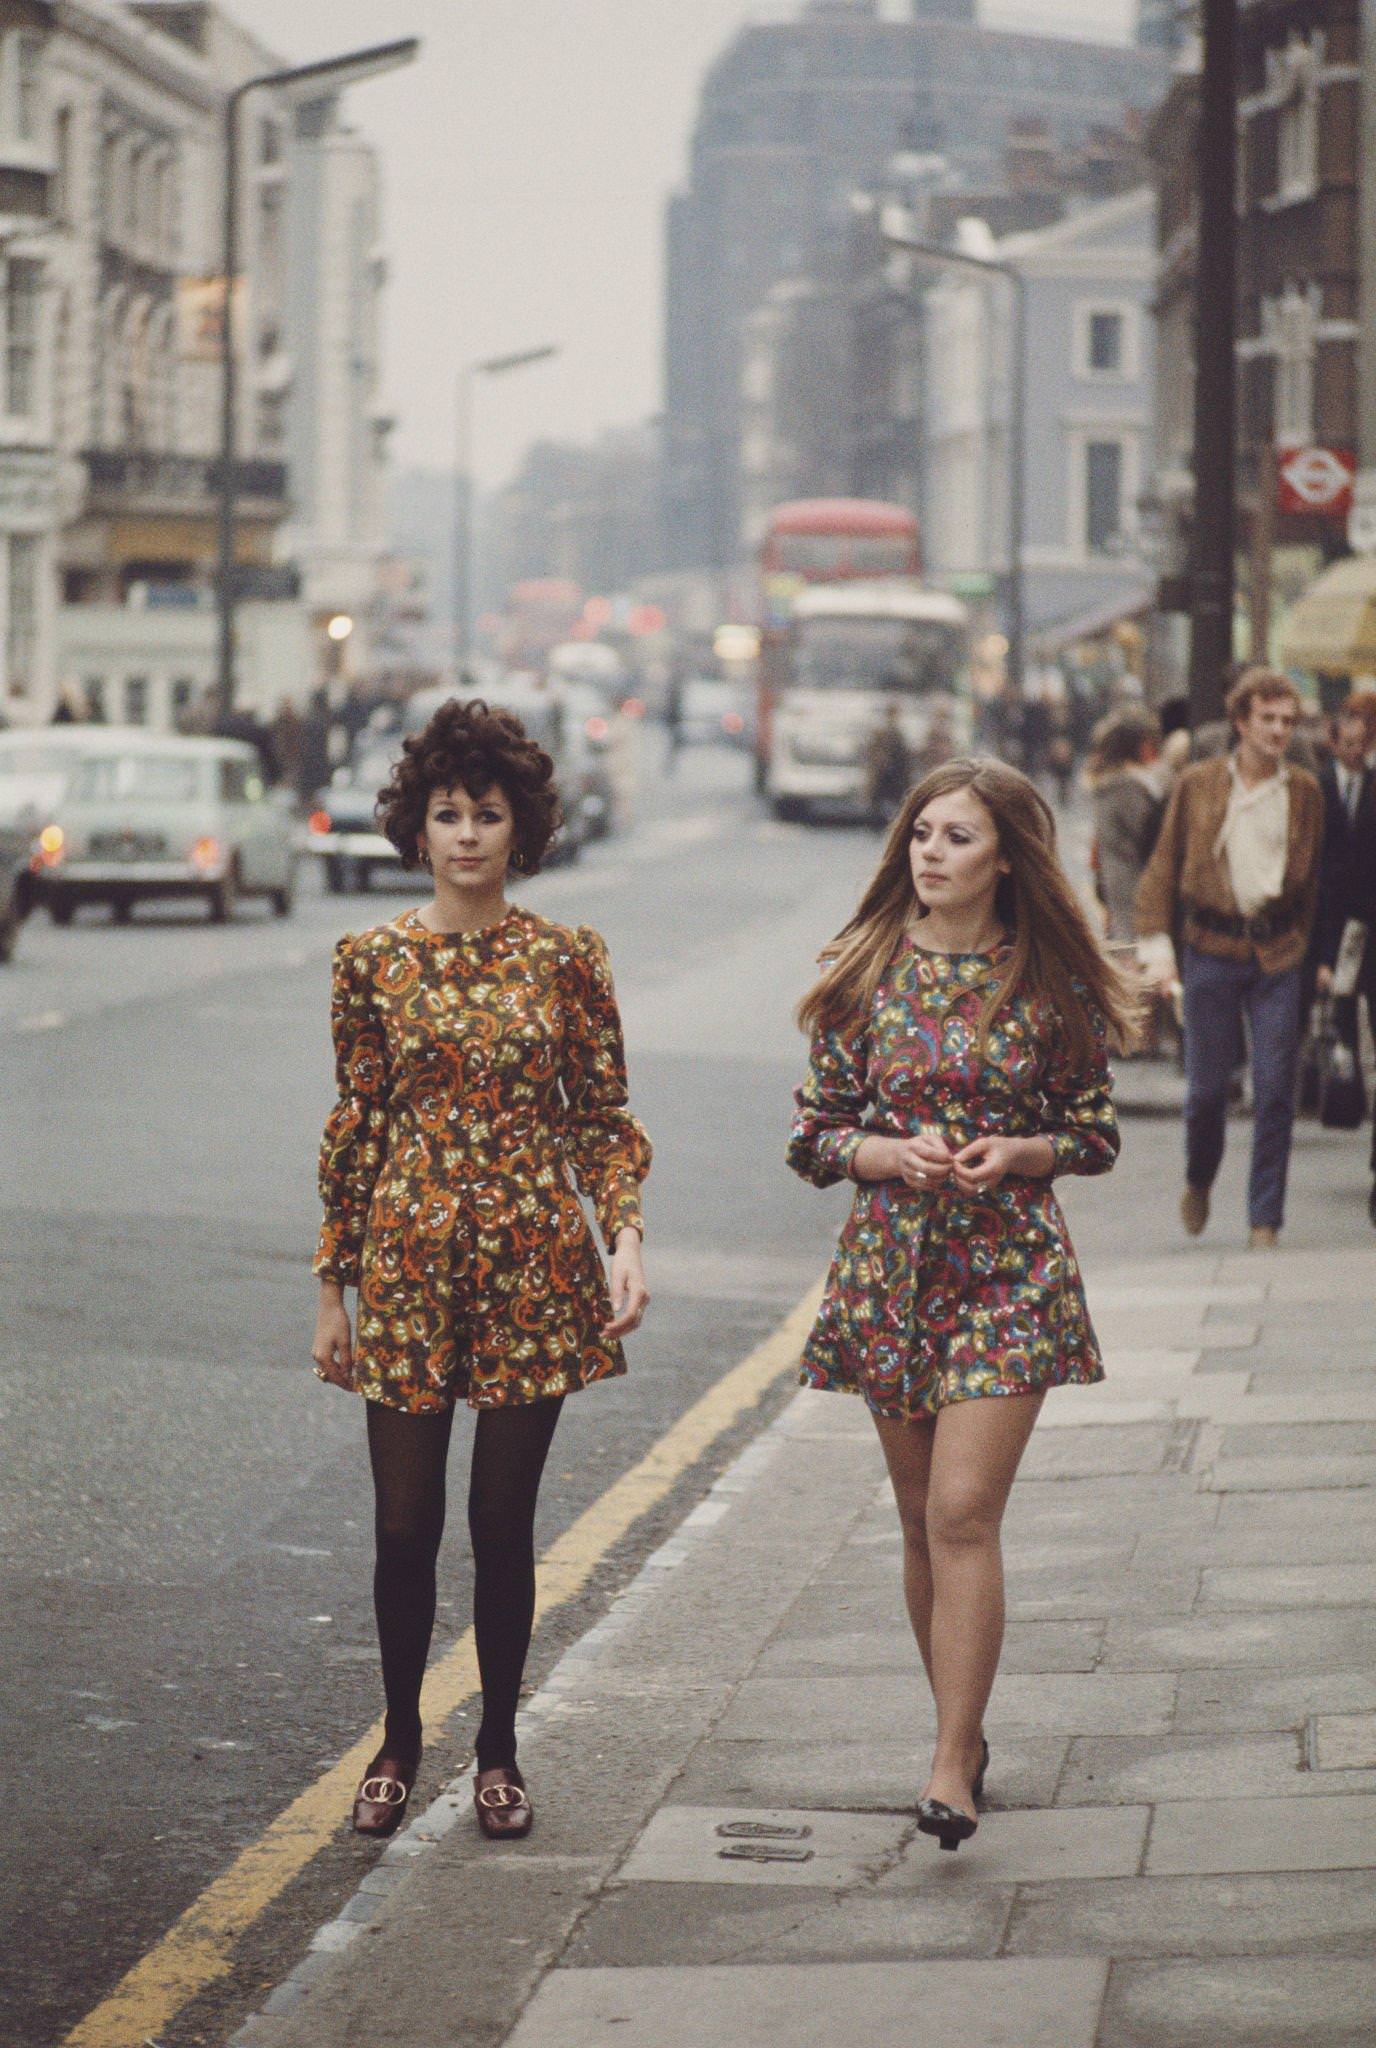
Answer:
[
  {"left": 916, "top": 1796, "right": 978, "bottom": 1852},
  {"left": 972, "top": 1737, "right": 990, "bottom": 1804}
]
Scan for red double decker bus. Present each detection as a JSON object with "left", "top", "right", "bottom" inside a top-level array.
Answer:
[{"left": 755, "top": 499, "right": 923, "bottom": 786}]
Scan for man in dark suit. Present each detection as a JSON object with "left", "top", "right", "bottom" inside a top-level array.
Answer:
[{"left": 1315, "top": 699, "right": 1376, "bottom": 1223}]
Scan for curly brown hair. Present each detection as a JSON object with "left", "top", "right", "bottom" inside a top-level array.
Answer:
[{"left": 376, "top": 697, "right": 562, "bottom": 873}]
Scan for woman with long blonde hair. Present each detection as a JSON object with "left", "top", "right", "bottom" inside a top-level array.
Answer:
[{"left": 787, "top": 757, "right": 1136, "bottom": 1851}]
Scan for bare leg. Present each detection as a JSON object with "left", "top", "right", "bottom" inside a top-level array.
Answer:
[
  {"left": 872, "top": 1410, "right": 938, "bottom": 1684},
  {"left": 921, "top": 1390, "right": 1045, "bottom": 1818}
]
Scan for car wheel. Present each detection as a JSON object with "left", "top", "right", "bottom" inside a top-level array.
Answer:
[
  {"left": 49, "top": 899, "right": 75, "bottom": 927},
  {"left": 0, "top": 904, "right": 17, "bottom": 963},
  {"left": 208, "top": 863, "right": 239, "bottom": 923},
  {"left": 325, "top": 855, "right": 346, "bottom": 894},
  {"left": 770, "top": 795, "right": 808, "bottom": 824},
  {"left": 269, "top": 876, "right": 295, "bottom": 917},
  {"left": 111, "top": 897, "right": 134, "bottom": 924},
  {"left": 356, "top": 862, "right": 372, "bottom": 892}
]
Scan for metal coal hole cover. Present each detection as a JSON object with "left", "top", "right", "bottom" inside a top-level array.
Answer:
[
  {"left": 715, "top": 1820, "right": 813, "bottom": 1841},
  {"left": 717, "top": 1841, "right": 815, "bottom": 1864}
]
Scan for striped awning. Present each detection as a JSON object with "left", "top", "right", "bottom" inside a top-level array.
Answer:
[{"left": 1279, "top": 554, "right": 1376, "bottom": 675}]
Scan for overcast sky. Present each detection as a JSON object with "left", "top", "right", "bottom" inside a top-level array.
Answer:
[{"left": 223, "top": 0, "right": 1135, "bottom": 486}]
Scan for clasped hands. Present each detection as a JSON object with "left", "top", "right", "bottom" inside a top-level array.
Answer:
[{"left": 866, "top": 1128, "right": 1052, "bottom": 1194}]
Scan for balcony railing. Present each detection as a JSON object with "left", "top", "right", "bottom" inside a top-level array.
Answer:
[{"left": 82, "top": 450, "right": 288, "bottom": 514}]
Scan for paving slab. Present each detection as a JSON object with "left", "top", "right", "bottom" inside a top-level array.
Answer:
[
  {"left": 1198, "top": 1561, "right": 1375, "bottom": 1609},
  {"left": 1146, "top": 1791, "right": 1376, "bottom": 1874},
  {"left": 751, "top": 1618, "right": 1104, "bottom": 1677},
  {"left": 563, "top": 1879, "right": 1015, "bottom": 1966},
  {"left": 1033, "top": 1395, "right": 1176, "bottom": 1428},
  {"left": 1090, "top": 1316, "right": 1260, "bottom": 1349},
  {"left": 1053, "top": 1732, "right": 1376, "bottom": 1805},
  {"left": 1018, "top": 1423, "right": 1173, "bottom": 1478},
  {"left": 1311, "top": 1713, "right": 1376, "bottom": 1770},
  {"left": 1099, "top": 1957, "right": 1376, "bottom": 2048},
  {"left": 668, "top": 1736, "right": 1070, "bottom": 1815},
  {"left": 505, "top": 1960, "right": 1109, "bottom": 2048},
  {"left": 1174, "top": 1666, "right": 1376, "bottom": 1733},
  {"left": 1180, "top": 1390, "right": 1376, "bottom": 1425},
  {"left": 1204, "top": 1452, "right": 1376, "bottom": 1491},
  {"left": 715, "top": 1670, "right": 1176, "bottom": 1742},
  {"left": 1103, "top": 1607, "right": 1376, "bottom": 1671},
  {"left": 1215, "top": 1419, "right": 1376, "bottom": 1455},
  {"left": 617, "top": 1805, "right": 908, "bottom": 1889},
  {"left": 1005, "top": 1868, "right": 1376, "bottom": 1958},
  {"left": 1215, "top": 1485, "right": 1376, "bottom": 1528},
  {"left": 1132, "top": 1523, "right": 1375, "bottom": 1568},
  {"left": 1002, "top": 1566, "right": 1200, "bottom": 1622},
  {"left": 876, "top": 1803, "right": 1148, "bottom": 1885}
]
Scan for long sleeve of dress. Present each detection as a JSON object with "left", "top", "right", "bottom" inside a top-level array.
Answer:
[
  {"left": 1038, "top": 1002, "right": 1120, "bottom": 1179},
  {"left": 313, "top": 937, "right": 391, "bottom": 1284},
  {"left": 561, "top": 926, "right": 651, "bottom": 1246},
  {"left": 787, "top": 1016, "right": 871, "bottom": 1188}
]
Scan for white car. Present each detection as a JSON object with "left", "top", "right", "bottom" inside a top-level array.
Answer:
[{"left": 30, "top": 729, "right": 296, "bottom": 923}]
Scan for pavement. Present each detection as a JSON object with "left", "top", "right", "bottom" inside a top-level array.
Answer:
[{"left": 224, "top": 1194, "right": 1376, "bottom": 2048}]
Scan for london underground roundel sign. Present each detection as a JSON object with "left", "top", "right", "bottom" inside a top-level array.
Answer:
[{"left": 1276, "top": 445, "right": 1356, "bottom": 517}]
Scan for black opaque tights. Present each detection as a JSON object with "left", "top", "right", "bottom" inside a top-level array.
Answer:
[{"left": 365, "top": 1396, "right": 564, "bottom": 1771}]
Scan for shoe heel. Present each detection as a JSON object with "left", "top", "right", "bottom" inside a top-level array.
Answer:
[{"left": 938, "top": 1830, "right": 961, "bottom": 1852}]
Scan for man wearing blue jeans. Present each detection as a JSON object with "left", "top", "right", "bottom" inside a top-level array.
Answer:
[{"left": 1135, "top": 671, "right": 1324, "bottom": 1248}]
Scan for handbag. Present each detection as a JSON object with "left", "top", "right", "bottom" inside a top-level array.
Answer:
[{"left": 1316, "top": 999, "right": 1368, "bottom": 1130}]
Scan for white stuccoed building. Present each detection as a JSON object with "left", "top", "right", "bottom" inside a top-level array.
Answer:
[{"left": 921, "top": 186, "right": 1157, "bottom": 643}]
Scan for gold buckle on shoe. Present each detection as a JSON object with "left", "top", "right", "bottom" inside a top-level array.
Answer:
[
  {"left": 359, "top": 1775, "right": 409, "bottom": 1806},
  {"left": 475, "top": 1781, "right": 530, "bottom": 1812}
]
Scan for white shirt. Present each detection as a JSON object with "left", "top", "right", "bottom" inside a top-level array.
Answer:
[{"left": 1213, "top": 757, "right": 1290, "bottom": 918}]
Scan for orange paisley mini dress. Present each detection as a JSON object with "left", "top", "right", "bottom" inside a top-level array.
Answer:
[{"left": 313, "top": 905, "right": 651, "bottom": 1413}]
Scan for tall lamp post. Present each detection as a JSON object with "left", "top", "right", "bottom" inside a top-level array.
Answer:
[
  {"left": 215, "top": 37, "right": 420, "bottom": 731},
  {"left": 453, "top": 345, "right": 560, "bottom": 674},
  {"left": 883, "top": 225, "right": 1028, "bottom": 699},
  {"left": 1187, "top": 0, "right": 1239, "bottom": 728}
]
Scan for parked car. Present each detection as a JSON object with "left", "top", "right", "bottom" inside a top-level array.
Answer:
[{"left": 30, "top": 730, "right": 297, "bottom": 923}]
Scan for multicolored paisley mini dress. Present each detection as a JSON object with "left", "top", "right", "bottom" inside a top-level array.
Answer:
[
  {"left": 787, "top": 937, "right": 1118, "bottom": 1418},
  {"left": 314, "top": 905, "right": 650, "bottom": 1413}
]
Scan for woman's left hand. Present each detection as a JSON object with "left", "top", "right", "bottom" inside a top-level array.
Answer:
[
  {"left": 950, "top": 1134, "right": 1053, "bottom": 1193},
  {"left": 602, "top": 1227, "right": 650, "bottom": 1339}
]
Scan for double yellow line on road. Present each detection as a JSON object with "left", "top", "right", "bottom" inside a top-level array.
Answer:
[{"left": 64, "top": 1281, "right": 823, "bottom": 2048}]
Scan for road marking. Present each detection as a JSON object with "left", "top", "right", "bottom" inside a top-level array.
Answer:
[{"left": 62, "top": 1278, "right": 824, "bottom": 2048}]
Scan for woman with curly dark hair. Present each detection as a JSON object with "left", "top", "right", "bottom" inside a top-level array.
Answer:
[{"left": 310, "top": 698, "right": 651, "bottom": 1841}]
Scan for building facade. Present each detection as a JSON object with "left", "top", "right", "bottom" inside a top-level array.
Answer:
[
  {"left": 921, "top": 188, "right": 1157, "bottom": 637},
  {"left": 662, "top": 0, "right": 1169, "bottom": 573},
  {"left": 0, "top": 0, "right": 59, "bottom": 727}
]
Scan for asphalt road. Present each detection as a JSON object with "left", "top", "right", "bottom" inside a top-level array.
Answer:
[{"left": 0, "top": 745, "right": 876, "bottom": 2048}]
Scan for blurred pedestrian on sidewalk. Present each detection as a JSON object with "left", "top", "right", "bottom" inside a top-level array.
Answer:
[
  {"left": 1314, "top": 697, "right": 1376, "bottom": 1225},
  {"left": 310, "top": 698, "right": 651, "bottom": 1843},
  {"left": 788, "top": 757, "right": 1135, "bottom": 1853},
  {"left": 1135, "top": 669, "right": 1323, "bottom": 1248},
  {"left": 1083, "top": 704, "right": 1169, "bottom": 944},
  {"left": 862, "top": 702, "right": 911, "bottom": 828}
]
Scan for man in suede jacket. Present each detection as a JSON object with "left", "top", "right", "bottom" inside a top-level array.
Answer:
[{"left": 1135, "top": 669, "right": 1323, "bottom": 1248}]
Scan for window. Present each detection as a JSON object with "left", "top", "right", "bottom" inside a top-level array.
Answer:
[
  {"left": 1088, "top": 311, "right": 1123, "bottom": 373},
  {"left": 5, "top": 534, "right": 37, "bottom": 698},
  {"left": 4, "top": 258, "right": 40, "bottom": 419},
  {"left": 54, "top": 107, "right": 73, "bottom": 223},
  {"left": 219, "top": 757, "right": 250, "bottom": 802},
  {"left": 84, "top": 676, "right": 106, "bottom": 722},
  {"left": 124, "top": 675, "right": 149, "bottom": 726},
  {"left": 73, "top": 755, "right": 202, "bottom": 803},
  {"left": 170, "top": 677, "right": 195, "bottom": 726},
  {"left": 11, "top": 33, "right": 42, "bottom": 144},
  {"left": 1084, "top": 441, "right": 1124, "bottom": 554},
  {"left": 1275, "top": 37, "right": 1320, "bottom": 202},
  {"left": 1265, "top": 284, "right": 1319, "bottom": 444}
]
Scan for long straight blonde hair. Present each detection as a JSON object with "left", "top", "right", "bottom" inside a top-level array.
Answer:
[{"left": 797, "top": 756, "right": 1140, "bottom": 1070}]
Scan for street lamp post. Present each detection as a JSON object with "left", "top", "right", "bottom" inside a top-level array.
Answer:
[
  {"left": 883, "top": 226, "right": 1028, "bottom": 699},
  {"left": 452, "top": 345, "right": 560, "bottom": 675},
  {"left": 215, "top": 37, "right": 420, "bottom": 731},
  {"left": 1187, "top": 0, "right": 1239, "bottom": 729}
]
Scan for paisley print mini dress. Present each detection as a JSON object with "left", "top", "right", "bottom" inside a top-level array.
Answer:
[
  {"left": 787, "top": 937, "right": 1118, "bottom": 1418},
  {"left": 314, "top": 906, "right": 650, "bottom": 1413}
]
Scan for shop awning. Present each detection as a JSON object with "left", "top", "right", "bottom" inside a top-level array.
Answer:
[
  {"left": 1279, "top": 554, "right": 1376, "bottom": 675},
  {"left": 1029, "top": 587, "right": 1154, "bottom": 658}
]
